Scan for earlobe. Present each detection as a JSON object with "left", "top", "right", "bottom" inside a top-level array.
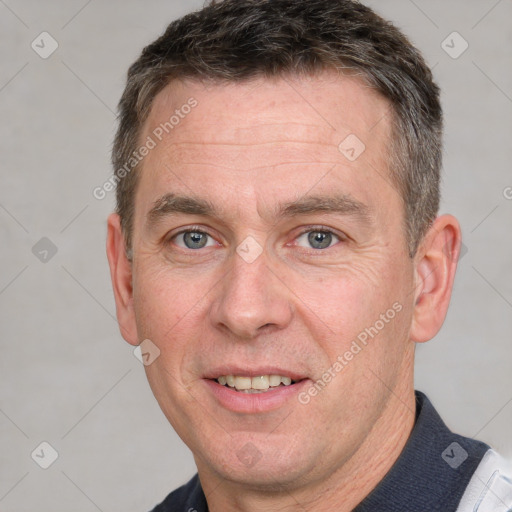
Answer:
[
  {"left": 106, "top": 213, "right": 139, "bottom": 346},
  {"left": 410, "top": 214, "right": 461, "bottom": 343}
]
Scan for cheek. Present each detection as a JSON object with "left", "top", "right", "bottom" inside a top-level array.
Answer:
[
  {"left": 134, "top": 268, "right": 208, "bottom": 426},
  {"left": 287, "top": 260, "right": 413, "bottom": 383},
  {"left": 132, "top": 263, "right": 209, "bottom": 354},
  {"left": 289, "top": 268, "right": 394, "bottom": 337}
]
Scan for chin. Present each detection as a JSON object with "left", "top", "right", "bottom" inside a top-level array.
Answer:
[
  {"left": 199, "top": 438, "right": 318, "bottom": 491},
  {"left": 217, "top": 463, "right": 308, "bottom": 492}
]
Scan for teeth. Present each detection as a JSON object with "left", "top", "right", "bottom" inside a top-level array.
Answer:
[
  {"left": 269, "top": 375, "right": 281, "bottom": 387},
  {"left": 234, "top": 376, "right": 251, "bottom": 390},
  {"left": 216, "top": 374, "right": 297, "bottom": 392},
  {"left": 252, "top": 375, "right": 269, "bottom": 390}
]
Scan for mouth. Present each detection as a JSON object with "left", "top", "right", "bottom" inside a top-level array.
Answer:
[
  {"left": 213, "top": 374, "right": 303, "bottom": 393},
  {"left": 203, "top": 369, "right": 309, "bottom": 413}
]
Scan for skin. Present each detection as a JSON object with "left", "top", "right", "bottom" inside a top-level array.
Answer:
[{"left": 107, "top": 71, "right": 461, "bottom": 511}]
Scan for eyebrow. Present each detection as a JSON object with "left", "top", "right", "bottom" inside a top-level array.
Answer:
[
  {"left": 147, "top": 193, "right": 215, "bottom": 225},
  {"left": 146, "top": 192, "right": 372, "bottom": 228},
  {"left": 278, "top": 195, "right": 372, "bottom": 223}
]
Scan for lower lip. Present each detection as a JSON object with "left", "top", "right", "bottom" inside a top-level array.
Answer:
[{"left": 203, "top": 379, "right": 310, "bottom": 413}]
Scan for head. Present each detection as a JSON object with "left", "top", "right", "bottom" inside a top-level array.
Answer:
[{"left": 107, "top": 0, "right": 461, "bottom": 497}]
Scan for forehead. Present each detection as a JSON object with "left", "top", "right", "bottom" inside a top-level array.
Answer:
[
  {"left": 145, "top": 71, "right": 390, "bottom": 146},
  {"left": 135, "top": 71, "right": 397, "bottom": 217}
]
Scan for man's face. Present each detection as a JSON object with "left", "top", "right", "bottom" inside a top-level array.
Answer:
[{"left": 127, "top": 73, "right": 417, "bottom": 489}]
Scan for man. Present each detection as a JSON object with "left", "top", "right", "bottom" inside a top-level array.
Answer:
[{"left": 106, "top": 0, "right": 512, "bottom": 510}]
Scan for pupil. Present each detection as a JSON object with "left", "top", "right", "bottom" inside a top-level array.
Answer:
[
  {"left": 184, "top": 232, "right": 207, "bottom": 249},
  {"left": 308, "top": 231, "right": 331, "bottom": 249}
]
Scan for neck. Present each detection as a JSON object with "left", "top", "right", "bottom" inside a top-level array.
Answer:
[{"left": 199, "top": 374, "right": 416, "bottom": 512}]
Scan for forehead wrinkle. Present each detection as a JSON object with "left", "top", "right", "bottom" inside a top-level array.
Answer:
[
  {"left": 163, "top": 140, "right": 336, "bottom": 150},
  {"left": 210, "top": 121, "right": 331, "bottom": 133},
  {"left": 155, "top": 140, "right": 343, "bottom": 174},
  {"left": 172, "top": 160, "right": 341, "bottom": 173}
]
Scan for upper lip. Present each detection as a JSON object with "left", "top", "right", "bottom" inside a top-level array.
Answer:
[{"left": 203, "top": 366, "right": 309, "bottom": 381}]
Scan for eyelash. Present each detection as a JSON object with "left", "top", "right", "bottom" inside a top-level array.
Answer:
[
  {"left": 294, "top": 226, "right": 343, "bottom": 247},
  {"left": 170, "top": 226, "right": 218, "bottom": 249},
  {"left": 169, "top": 225, "right": 345, "bottom": 251}
]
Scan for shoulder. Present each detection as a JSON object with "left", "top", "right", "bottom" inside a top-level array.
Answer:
[{"left": 149, "top": 473, "right": 207, "bottom": 512}]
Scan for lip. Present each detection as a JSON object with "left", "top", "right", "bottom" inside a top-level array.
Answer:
[
  {"left": 202, "top": 366, "right": 308, "bottom": 382},
  {"left": 203, "top": 377, "right": 311, "bottom": 414}
]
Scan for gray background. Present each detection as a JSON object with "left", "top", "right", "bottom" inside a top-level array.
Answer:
[{"left": 0, "top": 0, "right": 511, "bottom": 510}]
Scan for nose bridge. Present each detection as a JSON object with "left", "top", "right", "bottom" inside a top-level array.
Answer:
[{"left": 211, "top": 247, "right": 292, "bottom": 339}]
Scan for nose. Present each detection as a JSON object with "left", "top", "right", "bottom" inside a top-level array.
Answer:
[{"left": 210, "top": 248, "right": 293, "bottom": 340}]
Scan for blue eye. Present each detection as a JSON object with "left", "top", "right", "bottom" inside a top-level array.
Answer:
[
  {"left": 296, "top": 230, "right": 340, "bottom": 250},
  {"left": 174, "top": 230, "right": 215, "bottom": 250}
]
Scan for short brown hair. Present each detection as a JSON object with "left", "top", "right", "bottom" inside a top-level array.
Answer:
[{"left": 112, "top": 0, "right": 442, "bottom": 257}]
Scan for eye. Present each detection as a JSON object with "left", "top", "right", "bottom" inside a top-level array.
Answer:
[
  {"left": 173, "top": 230, "right": 217, "bottom": 250},
  {"left": 295, "top": 229, "right": 341, "bottom": 250}
]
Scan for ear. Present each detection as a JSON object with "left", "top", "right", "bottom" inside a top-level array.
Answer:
[
  {"left": 410, "top": 214, "right": 462, "bottom": 343},
  {"left": 106, "top": 213, "right": 139, "bottom": 346}
]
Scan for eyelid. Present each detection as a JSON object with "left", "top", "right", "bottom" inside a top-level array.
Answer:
[
  {"left": 168, "top": 225, "right": 219, "bottom": 248},
  {"left": 166, "top": 224, "right": 347, "bottom": 251},
  {"left": 295, "top": 225, "right": 346, "bottom": 238},
  {"left": 291, "top": 225, "right": 347, "bottom": 246}
]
